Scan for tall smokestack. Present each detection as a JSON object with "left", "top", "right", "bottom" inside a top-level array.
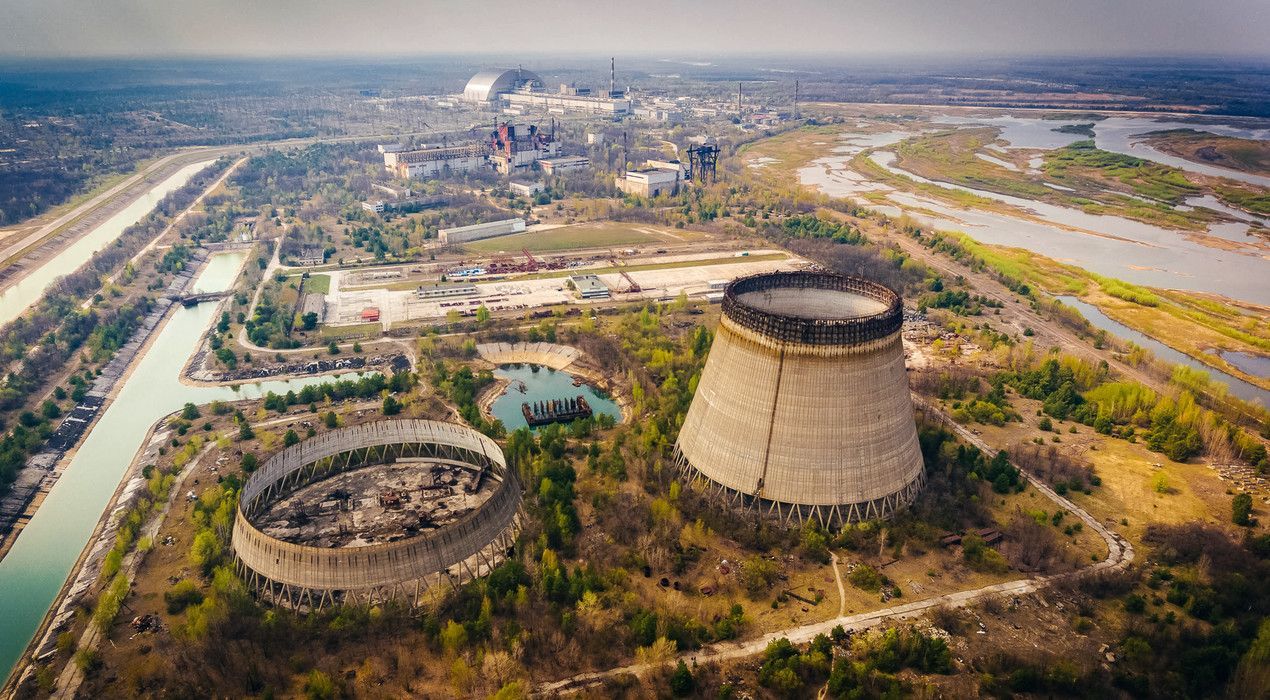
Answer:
[
  {"left": 737, "top": 82, "right": 742, "bottom": 116},
  {"left": 610, "top": 57, "right": 615, "bottom": 98},
  {"left": 794, "top": 80, "right": 799, "bottom": 120}
]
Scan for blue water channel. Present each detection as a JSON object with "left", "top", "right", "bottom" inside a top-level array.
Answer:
[
  {"left": 490, "top": 365, "right": 622, "bottom": 431},
  {"left": 1055, "top": 295, "right": 1268, "bottom": 407},
  {"left": 0, "top": 252, "right": 373, "bottom": 680},
  {"left": 0, "top": 161, "right": 215, "bottom": 326}
]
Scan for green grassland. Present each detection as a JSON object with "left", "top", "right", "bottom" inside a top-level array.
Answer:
[{"left": 301, "top": 273, "right": 330, "bottom": 294}]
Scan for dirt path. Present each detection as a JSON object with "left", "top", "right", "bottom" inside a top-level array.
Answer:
[
  {"left": 534, "top": 399, "right": 1133, "bottom": 696},
  {"left": 830, "top": 552, "right": 846, "bottom": 618}
]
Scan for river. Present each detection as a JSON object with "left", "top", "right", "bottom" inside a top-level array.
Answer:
[
  {"left": 0, "top": 252, "right": 368, "bottom": 680},
  {"left": 797, "top": 116, "right": 1270, "bottom": 306},
  {"left": 1054, "top": 295, "right": 1267, "bottom": 407},
  {"left": 0, "top": 160, "right": 215, "bottom": 326}
]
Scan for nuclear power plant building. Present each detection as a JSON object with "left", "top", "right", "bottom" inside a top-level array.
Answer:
[{"left": 674, "top": 271, "right": 925, "bottom": 527}]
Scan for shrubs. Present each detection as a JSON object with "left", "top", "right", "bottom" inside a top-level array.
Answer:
[
  {"left": 1232, "top": 493, "right": 1253, "bottom": 526},
  {"left": 962, "top": 533, "right": 1009, "bottom": 574},
  {"left": 164, "top": 579, "right": 205, "bottom": 614},
  {"left": 740, "top": 556, "right": 781, "bottom": 598},
  {"left": 669, "top": 659, "right": 695, "bottom": 697},
  {"left": 848, "top": 564, "right": 884, "bottom": 592},
  {"left": 757, "top": 635, "right": 833, "bottom": 695}
]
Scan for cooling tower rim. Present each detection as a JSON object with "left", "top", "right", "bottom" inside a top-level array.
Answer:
[{"left": 722, "top": 271, "right": 902, "bottom": 346}]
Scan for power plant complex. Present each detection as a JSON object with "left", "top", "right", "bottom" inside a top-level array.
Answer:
[
  {"left": 232, "top": 421, "right": 521, "bottom": 610},
  {"left": 674, "top": 271, "right": 925, "bottom": 527}
]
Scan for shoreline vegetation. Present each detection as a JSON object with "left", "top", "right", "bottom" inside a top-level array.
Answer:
[{"left": 744, "top": 126, "right": 1269, "bottom": 399}]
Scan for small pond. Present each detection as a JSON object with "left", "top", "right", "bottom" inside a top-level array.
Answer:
[{"left": 490, "top": 364, "right": 622, "bottom": 430}]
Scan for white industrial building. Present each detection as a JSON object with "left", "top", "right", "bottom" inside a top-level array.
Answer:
[
  {"left": 616, "top": 160, "right": 685, "bottom": 198},
  {"left": 438, "top": 218, "right": 526, "bottom": 245},
  {"left": 633, "top": 106, "right": 684, "bottom": 124},
  {"left": 388, "top": 145, "right": 490, "bottom": 179},
  {"left": 509, "top": 181, "right": 544, "bottom": 197},
  {"left": 540, "top": 156, "right": 589, "bottom": 175},
  {"left": 570, "top": 274, "right": 610, "bottom": 299},
  {"left": 464, "top": 69, "right": 544, "bottom": 102},
  {"left": 416, "top": 283, "right": 479, "bottom": 299}
]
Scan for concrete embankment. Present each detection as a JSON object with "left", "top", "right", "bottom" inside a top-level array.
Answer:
[{"left": 0, "top": 251, "right": 211, "bottom": 556}]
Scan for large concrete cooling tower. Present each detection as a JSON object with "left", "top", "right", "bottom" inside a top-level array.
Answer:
[{"left": 674, "top": 271, "right": 924, "bottom": 526}]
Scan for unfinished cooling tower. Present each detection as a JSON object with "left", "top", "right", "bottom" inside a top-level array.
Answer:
[
  {"left": 232, "top": 420, "right": 521, "bottom": 611},
  {"left": 674, "top": 271, "right": 924, "bottom": 526}
]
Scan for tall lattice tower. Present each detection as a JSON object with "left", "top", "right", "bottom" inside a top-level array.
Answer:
[{"left": 674, "top": 271, "right": 924, "bottom": 526}]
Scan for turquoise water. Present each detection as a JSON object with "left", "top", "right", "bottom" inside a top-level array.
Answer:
[
  {"left": 0, "top": 161, "right": 215, "bottom": 326},
  {"left": 490, "top": 365, "right": 622, "bottom": 431},
  {"left": 1055, "top": 295, "right": 1267, "bottom": 407},
  {"left": 0, "top": 252, "right": 368, "bottom": 681}
]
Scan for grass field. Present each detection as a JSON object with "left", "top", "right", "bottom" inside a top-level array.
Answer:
[
  {"left": 320, "top": 322, "right": 381, "bottom": 338},
  {"left": 301, "top": 273, "right": 331, "bottom": 295},
  {"left": 464, "top": 221, "right": 682, "bottom": 254}
]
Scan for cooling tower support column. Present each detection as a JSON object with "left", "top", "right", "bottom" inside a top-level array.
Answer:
[{"left": 674, "top": 271, "right": 925, "bottom": 528}]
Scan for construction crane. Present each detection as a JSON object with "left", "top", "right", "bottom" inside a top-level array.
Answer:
[
  {"left": 521, "top": 248, "right": 539, "bottom": 272},
  {"left": 618, "top": 269, "right": 641, "bottom": 294},
  {"left": 607, "top": 248, "right": 641, "bottom": 293}
]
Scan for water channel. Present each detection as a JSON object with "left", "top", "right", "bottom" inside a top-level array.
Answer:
[
  {"left": 490, "top": 365, "right": 622, "bottom": 431},
  {"left": 0, "top": 160, "right": 216, "bottom": 326},
  {"left": 0, "top": 252, "right": 370, "bottom": 679},
  {"left": 1054, "top": 295, "right": 1267, "bottom": 407}
]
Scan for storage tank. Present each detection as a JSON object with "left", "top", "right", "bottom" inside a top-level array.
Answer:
[{"left": 674, "top": 271, "right": 924, "bottom": 526}]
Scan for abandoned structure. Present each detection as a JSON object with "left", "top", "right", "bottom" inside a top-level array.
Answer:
[
  {"left": 674, "top": 271, "right": 925, "bottom": 526},
  {"left": 232, "top": 420, "right": 521, "bottom": 610},
  {"left": 522, "top": 396, "right": 592, "bottom": 427}
]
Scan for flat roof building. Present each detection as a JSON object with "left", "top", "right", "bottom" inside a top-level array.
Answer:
[
  {"left": 438, "top": 218, "right": 527, "bottom": 245},
  {"left": 540, "top": 156, "right": 589, "bottom": 175},
  {"left": 417, "top": 283, "right": 479, "bottom": 299},
  {"left": 388, "top": 144, "right": 490, "bottom": 180},
  {"left": 570, "top": 274, "right": 610, "bottom": 299},
  {"left": 616, "top": 161, "right": 683, "bottom": 198},
  {"left": 509, "top": 181, "right": 544, "bottom": 197},
  {"left": 296, "top": 245, "right": 325, "bottom": 266}
]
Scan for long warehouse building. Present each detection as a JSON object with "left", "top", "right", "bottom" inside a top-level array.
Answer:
[{"left": 438, "top": 218, "right": 526, "bottom": 245}]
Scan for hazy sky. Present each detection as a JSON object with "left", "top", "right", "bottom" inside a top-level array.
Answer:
[{"left": 3, "top": 0, "right": 1268, "bottom": 59}]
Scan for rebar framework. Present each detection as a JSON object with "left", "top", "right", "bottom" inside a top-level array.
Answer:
[{"left": 232, "top": 420, "right": 522, "bottom": 611}]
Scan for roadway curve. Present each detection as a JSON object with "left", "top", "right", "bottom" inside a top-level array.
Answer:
[{"left": 536, "top": 398, "right": 1134, "bottom": 695}]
